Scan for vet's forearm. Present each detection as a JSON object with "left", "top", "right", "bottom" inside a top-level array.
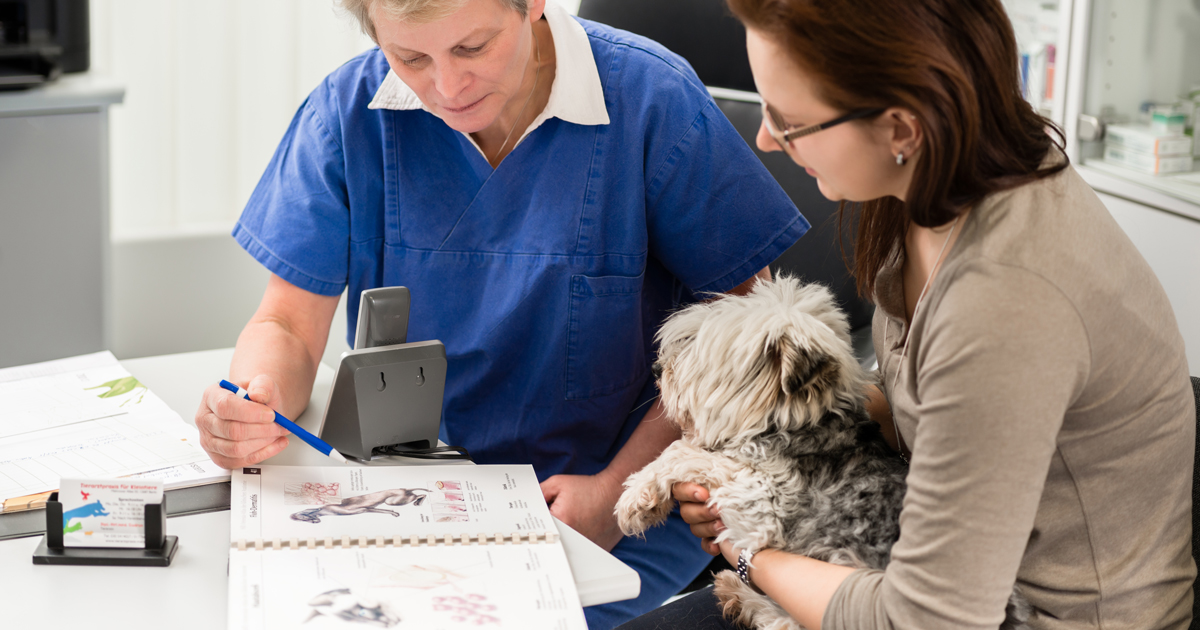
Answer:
[
  {"left": 748, "top": 550, "right": 856, "bottom": 630},
  {"left": 727, "top": 266, "right": 773, "bottom": 297},
  {"left": 231, "top": 320, "right": 322, "bottom": 421},
  {"left": 598, "top": 398, "right": 681, "bottom": 489}
]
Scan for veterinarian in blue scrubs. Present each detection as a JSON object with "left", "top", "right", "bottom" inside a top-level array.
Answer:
[{"left": 193, "top": 0, "right": 806, "bottom": 627}]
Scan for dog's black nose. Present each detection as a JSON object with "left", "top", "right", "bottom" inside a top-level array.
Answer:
[{"left": 650, "top": 362, "right": 663, "bottom": 379}]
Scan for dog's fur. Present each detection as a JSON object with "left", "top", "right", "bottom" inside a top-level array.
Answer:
[{"left": 615, "top": 277, "right": 1029, "bottom": 630}]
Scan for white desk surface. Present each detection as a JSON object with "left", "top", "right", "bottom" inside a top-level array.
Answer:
[{"left": 0, "top": 348, "right": 638, "bottom": 627}]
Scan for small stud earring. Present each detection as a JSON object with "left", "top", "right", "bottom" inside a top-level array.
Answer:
[{"left": 895, "top": 152, "right": 906, "bottom": 166}]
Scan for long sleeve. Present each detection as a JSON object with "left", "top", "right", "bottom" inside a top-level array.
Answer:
[{"left": 827, "top": 262, "right": 1090, "bottom": 629}]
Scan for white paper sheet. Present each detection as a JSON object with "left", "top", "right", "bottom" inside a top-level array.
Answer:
[
  {"left": 0, "top": 413, "right": 210, "bottom": 501},
  {"left": 126, "top": 458, "right": 232, "bottom": 489},
  {"left": 0, "top": 351, "right": 155, "bottom": 439},
  {"left": 0, "top": 351, "right": 211, "bottom": 502}
]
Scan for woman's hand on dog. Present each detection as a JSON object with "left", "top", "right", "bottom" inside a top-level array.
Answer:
[{"left": 673, "top": 482, "right": 725, "bottom": 556}]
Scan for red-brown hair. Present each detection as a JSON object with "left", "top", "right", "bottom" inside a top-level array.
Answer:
[{"left": 726, "top": 0, "right": 1067, "bottom": 298}]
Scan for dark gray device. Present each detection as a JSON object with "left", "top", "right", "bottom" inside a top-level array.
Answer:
[
  {"left": 319, "top": 341, "right": 447, "bottom": 461},
  {"left": 354, "top": 286, "right": 410, "bottom": 350},
  {"left": 320, "top": 285, "right": 444, "bottom": 461}
]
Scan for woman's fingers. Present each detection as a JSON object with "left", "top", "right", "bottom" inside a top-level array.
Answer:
[
  {"left": 689, "top": 516, "right": 725, "bottom": 540},
  {"left": 672, "top": 479, "right": 724, "bottom": 554},
  {"left": 672, "top": 482, "right": 710, "bottom": 503}
]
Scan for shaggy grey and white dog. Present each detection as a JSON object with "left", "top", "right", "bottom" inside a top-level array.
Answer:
[{"left": 615, "top": 277, "right": 1029, "bottom": 630}]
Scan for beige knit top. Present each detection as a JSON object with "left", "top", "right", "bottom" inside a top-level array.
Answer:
[{"left": 825, "top": 158, "right": 1196, "bottom": 630}]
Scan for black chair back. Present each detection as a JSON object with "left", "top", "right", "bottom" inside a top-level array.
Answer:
[{"left": 577, "top": 0, "right": 754, "bottom": 93}]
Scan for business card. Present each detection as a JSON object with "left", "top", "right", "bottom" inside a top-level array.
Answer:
[{"left": 59, "top": 477, "right": 164, "bottom": 548}]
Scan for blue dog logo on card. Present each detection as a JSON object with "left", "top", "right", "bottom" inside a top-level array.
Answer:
[
  {"left": 59, "top": 478, "right": 163, "bottom": 548},
  {"left": 62, "top": 500, "right": 110, "bottom": 534}
]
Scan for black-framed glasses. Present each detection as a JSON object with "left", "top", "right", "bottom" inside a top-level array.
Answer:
[{"left": 762, "top": 101, "right": 885, "bottom": 150}]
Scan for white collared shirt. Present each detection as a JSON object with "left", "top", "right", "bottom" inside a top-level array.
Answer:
[{"left": 367, "top": 0, "right": 610, "bottom": 159}]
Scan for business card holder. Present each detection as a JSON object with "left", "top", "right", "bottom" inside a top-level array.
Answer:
[{"left": 31, "top": 492, "right": 179, "bottom": 566}]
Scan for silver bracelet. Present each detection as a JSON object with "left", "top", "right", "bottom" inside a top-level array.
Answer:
[{"left": 736, "top": 548, "right": 757, "bottom": 585}]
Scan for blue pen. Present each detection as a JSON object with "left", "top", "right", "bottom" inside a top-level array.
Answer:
[{"left": 218, "top": 379, "right": 347, "bottom": 464}]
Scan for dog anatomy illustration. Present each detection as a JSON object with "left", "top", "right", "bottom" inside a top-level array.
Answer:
[
  {"left": 290, "top": 488, "right": 429, "bottom": 524},
  {"left": 305, "top": 588, "right": 401, "bottom": 627}
]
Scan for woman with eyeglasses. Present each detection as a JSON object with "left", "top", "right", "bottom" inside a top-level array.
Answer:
[{"left": 620, "top": 0, "right": 1195, "bottom": 629}]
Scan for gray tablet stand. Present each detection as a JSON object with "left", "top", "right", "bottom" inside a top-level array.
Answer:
[{"left": 318, "top": 287, "right": 446, "bottom": 461}]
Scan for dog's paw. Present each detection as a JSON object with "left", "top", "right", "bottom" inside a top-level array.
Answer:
[
  {"left": 614, "top": 482, "right": 673, "bottom": 536},
  {"left": 712, "top": 570, "right": 745, "bottom": 618},
  {"left": 715, "top": 570, "right": 804, "bottom": 630}
]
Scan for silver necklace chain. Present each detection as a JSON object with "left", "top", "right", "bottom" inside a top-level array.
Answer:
[
  {"left": 886, "top": 215, "right": 960, "bottom": 463},
  {"left": 489, "top": 27, "right": 541, "bottom": 165}
]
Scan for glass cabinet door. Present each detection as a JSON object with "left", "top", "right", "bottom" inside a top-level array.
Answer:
[
  {"left": 1074, "top": 0, "right": 1200, "bottom": 205},
  {"left": 1003, "top": 0, "right": 1071, "bottom": 125}
]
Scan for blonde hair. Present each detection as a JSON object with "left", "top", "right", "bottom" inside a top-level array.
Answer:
[{"left": 340, "top": 0, "right": 529, "bottom": 40}]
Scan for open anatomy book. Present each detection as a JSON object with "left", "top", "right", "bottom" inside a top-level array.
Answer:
[{"left": 228, "top": 464, "right": 588, "bottom": 630}]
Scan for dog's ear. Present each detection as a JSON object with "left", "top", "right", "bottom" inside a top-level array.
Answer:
[{"left": 777, "top": 338, "right": 839, "bottom": 401}]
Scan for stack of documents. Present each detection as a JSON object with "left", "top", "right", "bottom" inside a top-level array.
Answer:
[{"left": 0, "top": 351, "right": 223, "bottom": 518}]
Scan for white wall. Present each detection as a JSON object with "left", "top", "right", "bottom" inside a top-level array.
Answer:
[
  {"left": 95, "top": 1, "right": 368, "bottom": 363},
  {"left": 110, "top": 228, "right": 351, "bottom": 367},
  {"left": 90, "top": 0, "right": 377, "bottom": 237},
  {"left": 100, "top": 1, "right": 578, "bottom": 365}
]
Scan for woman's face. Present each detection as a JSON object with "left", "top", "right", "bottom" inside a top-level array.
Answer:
[
  {"left": 745, "top": 29, "right": 914, "bottom": 202},
  {"left": 374, "top": 0, "right": 542, "bottom": 134}
]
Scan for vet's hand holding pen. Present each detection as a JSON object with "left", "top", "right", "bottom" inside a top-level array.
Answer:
[
  {"left": 196, "top": 375, "right": 292, "bottom": 469},
  {"left": 195, "top": 274, "right": 339, "bottom": 470}
]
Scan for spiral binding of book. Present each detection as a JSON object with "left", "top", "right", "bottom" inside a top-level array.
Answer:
[{"left": 231, "top": 530, "right": 561, "bottom": 551}]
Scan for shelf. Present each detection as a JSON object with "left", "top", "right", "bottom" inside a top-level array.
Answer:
[
  {"left": 0, "top": 73, "right": 124, "bottom": 116},
  {"left": 1078, "top": 160, "right": 1200, "bottom": 222}
]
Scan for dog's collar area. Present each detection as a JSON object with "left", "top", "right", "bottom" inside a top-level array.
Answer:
[
  {"left": 783, "top": 419, "right": 887, "bottom": 460},
  {"left": 855, "top": 420, "right": 883, "bottom": 443}
]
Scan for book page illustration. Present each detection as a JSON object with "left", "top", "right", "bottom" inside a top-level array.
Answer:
[
  {"left": 233, "top": 465, "right": 554, "bottom": 542},
  {"left": 229, "top": 543, "right": 587, "bottom": 630}
]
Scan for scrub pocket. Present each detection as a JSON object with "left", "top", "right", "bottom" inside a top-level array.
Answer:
[{"left": 566, "top": 274, "right": 648, "bottom": 400}]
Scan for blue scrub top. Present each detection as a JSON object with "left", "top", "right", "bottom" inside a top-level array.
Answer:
[{"left": 234, "top": 18, "right": 808, "bottom": 480}]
